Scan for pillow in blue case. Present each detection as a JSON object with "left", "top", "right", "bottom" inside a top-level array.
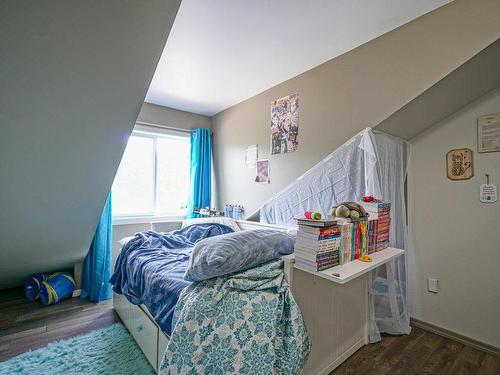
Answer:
[{"left": 184, "top": 229, "right": 295, "bottom": 282}]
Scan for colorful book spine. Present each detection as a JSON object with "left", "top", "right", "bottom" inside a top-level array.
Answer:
[
  {"left": 361, "top": 201, "right": 391, "bottom": 252},
  {"left": 297, "top": 226, "right": 341, "bottom": 236},
  {"left": 317, "top": 227, "right": 341, "bottom": 236},
  {"left": 294, "top": 224, "right": 342, "bottom": 272},
  {"left": 295, "top": 237, "right": 341, "bottom": 252},
  {"left": 294, "top": 249, "right": 339, "bottom": 262},
  {"left": 339, "top": 223, "right": 352, "bottom": 265},
  {"left": 295, "top": 254, "right": 339, "bottom": 271},
  {"left": 367, "top": 219, "right": 378, "bottom": 254}
]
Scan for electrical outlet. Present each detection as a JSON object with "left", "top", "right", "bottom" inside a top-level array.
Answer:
[{"left": 427, "top": 278, "right": 439, "bottom": 293}]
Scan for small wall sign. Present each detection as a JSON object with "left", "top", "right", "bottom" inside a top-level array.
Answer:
[
  {"left": 480, "top": 184, "right": 497, "bottom": 203},
  {"left": 480, "top": 175, "right": 497, "bottom": 203},
  {"left": 446, "top": 148, "right": 473, "bottom": 180},
  {"left": 478, "top": 113, "right": 500, "bottom": 153}
]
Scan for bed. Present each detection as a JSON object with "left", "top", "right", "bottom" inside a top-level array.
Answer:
[
  {"left": 111, "top": 219, "right": 299, "bottom": 373},
  {"left": 111, "top": 219, "right": 403, "bottom": 374},
  {"left": 110, "top": 223, "right": 234, "bottom": 337}
]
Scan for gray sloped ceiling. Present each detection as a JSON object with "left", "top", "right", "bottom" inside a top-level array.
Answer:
[
  {"left": 0, "top": 0, "right": 181, "bottom": 288},
  {"left": 376, "top": 38, "right": 500, "bottom": 140}
]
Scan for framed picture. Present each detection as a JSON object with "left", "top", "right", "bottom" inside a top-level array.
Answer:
[
  {"left": 477, "top": 113, "right": 500, "bottom": 153},
  {"left": 446, "top": 148, "right": 473, "bottom": 180}
]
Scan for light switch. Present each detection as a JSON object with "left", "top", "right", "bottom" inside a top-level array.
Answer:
[{"left": 427, "top": 278, "right": 439, "bottom": 293}]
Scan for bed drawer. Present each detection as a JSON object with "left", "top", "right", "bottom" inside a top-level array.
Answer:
[
  {"left": 130, "top": 304, "right": 159, "bottom": 369},
  {"left": 113, "top": 292, "right": 131, "bottom": 329}
]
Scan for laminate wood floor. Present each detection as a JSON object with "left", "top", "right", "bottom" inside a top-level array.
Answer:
[
  {"left": 0, "top": 287, "right": 118, "bottom": 362},
  {"left": 331, "top": 327, "right": 500, "bottom": 375},
  {"left": 1, "top": 287, "right": 498, "bottom": 374}
]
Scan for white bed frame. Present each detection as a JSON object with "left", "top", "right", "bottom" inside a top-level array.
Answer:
[{"left": 112, "top": 219, "right": 403, "bottom": 374}]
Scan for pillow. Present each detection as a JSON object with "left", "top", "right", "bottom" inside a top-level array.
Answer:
[
  {"left": 184, "top": 229, "right": 295, "bottom": 282},
  {"left": 182, "top": 217, "right": 240, "bottom": 232}
]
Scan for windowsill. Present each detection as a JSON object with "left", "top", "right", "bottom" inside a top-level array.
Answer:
[{"left": 112, "top": 215, "right": 186, "bottom": 226}]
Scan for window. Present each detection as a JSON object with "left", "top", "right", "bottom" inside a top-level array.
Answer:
[{"left": 112, "top": 126, "right": 190, "bottom": 218}]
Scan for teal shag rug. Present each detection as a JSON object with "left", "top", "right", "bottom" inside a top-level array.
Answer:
[{"left": 0, "top": 323, "right": 155, "bottom": 375}]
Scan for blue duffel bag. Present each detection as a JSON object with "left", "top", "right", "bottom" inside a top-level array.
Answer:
[
  {"left": 25, "top": 273, "right": 48, "bottom": 301},
  {"left": 40, "top": 272, "right": 76, "bottom": 305}
]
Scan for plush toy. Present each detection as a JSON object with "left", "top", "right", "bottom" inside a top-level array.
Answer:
[
  {"left": 331, "top": 201, "right": 368, "bottom": 219},
  {"left": 349, "top": 210, "right": 360, "bottom": 219},
  {"left": 334, "top": 205, "right": 350, "bottom": 218}
]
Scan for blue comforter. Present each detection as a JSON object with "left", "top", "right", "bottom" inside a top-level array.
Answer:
[{"left": 109, "top": 224, "right": 234, "bottom": 335}]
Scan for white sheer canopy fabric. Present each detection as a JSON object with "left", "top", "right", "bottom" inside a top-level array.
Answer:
[{"left": 260, "top": 128, "right": 411, "bottom": 342}]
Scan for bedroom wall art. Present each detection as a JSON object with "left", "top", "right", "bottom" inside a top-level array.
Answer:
[
  {"left": 245, "top": 144, "right": 258, "bottom": 168},
  {"left": 446, "top": 148, "right": 473, "bottom": 180},
  {"left": 270, "top": 93, "right": 299, "bottom": 154},
  {"left": 255, "top": 159, "right": 270, "bottom": 183}
]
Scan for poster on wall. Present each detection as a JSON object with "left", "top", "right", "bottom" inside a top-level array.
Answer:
[
  {"left": 255, "top": 159, "right": 270, "bottom": 183},
  {"left": 271, "top": 93, "right": 299, "bottom": 154},
  {"left": 477, "top": 113, "right": 500, "bottom": 153}
]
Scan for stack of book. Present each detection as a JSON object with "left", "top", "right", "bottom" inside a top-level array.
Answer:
[
  {"left": 338, "top": 223, "right": 352, "bottom": 265},
  {"left": 336, "top": 218, "right": 368, "bottom": 261},
  {"left": 366, "top": 219, "right": 378, "bottom": 254},
  {"left": 361, "top": 201, "right": 391, "bottom": 251},
  {"left": 294, "top": 202, "right": 391, "bottom": 271},
  {"left": 294, "top": 219, "right": 341, "bottom": 272}
]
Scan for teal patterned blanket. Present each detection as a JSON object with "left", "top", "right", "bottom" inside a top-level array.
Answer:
[{"left": 159, "top": 260, "right": 311, "bottom": 375}]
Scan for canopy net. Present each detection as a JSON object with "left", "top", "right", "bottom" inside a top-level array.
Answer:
[{"left": 259, "top": 128, "right": 411, "bottom": 342}]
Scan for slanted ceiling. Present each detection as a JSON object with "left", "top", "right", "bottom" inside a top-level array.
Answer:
[
  {"left": 0, "top": 1, "right": 181, "bottom": 288},
  {"left": 146, "top": 0, "right": 451, "bottom": 115},
  {"left": 376, "top": 38, "right": 500, "bottom": 140}
]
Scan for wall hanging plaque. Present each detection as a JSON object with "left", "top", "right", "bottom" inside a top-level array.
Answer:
[
  {"left": 446, "top": 148, "right": 473, "bottom": 180},
  {"left": 477, "top": 113, "right": 500, "bottom": 153}
]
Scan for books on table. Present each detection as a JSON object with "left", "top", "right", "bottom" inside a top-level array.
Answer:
[
  {"left": 294, "top": 224, "right": 341, "bottom": 272},
  {"left": 360, "top": 201, "right": 391, "bottom": 251},
  {"left": 293, "top": 201, "right": 392, "bottom": 273},
  {"left": 335, "top": 218, "right": 367, "bottom": 262}
]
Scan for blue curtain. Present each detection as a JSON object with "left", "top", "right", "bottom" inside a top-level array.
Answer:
[
  {"left": 81, "top": 192, "right": 112, "bottom": 302},
  {"left": 187, "top": 128, "right": 212, "bottom": 218}
]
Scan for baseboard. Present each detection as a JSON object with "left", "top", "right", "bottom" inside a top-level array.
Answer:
[
  {"left": 315, "top": 338, "right": 366, "bottom": 375},
  {"left": 72, "top": 289, "right": 81, "bottom": 298},
  {"left": 410, "top": 317, "right": 500, "bottom": 358}
]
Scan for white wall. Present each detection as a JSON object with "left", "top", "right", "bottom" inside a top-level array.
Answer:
[
  {"left": 138, "top": 102, "right": 212, "bottom": 131},
  {"left": 0, "top": 0, "right": 181, "bottom": 289},
  {"left": 212, "top": 0, "right": 500, "bottom": 215},
  {"left": 408, "top": 87, "right": 500, "bottom": 348}
]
